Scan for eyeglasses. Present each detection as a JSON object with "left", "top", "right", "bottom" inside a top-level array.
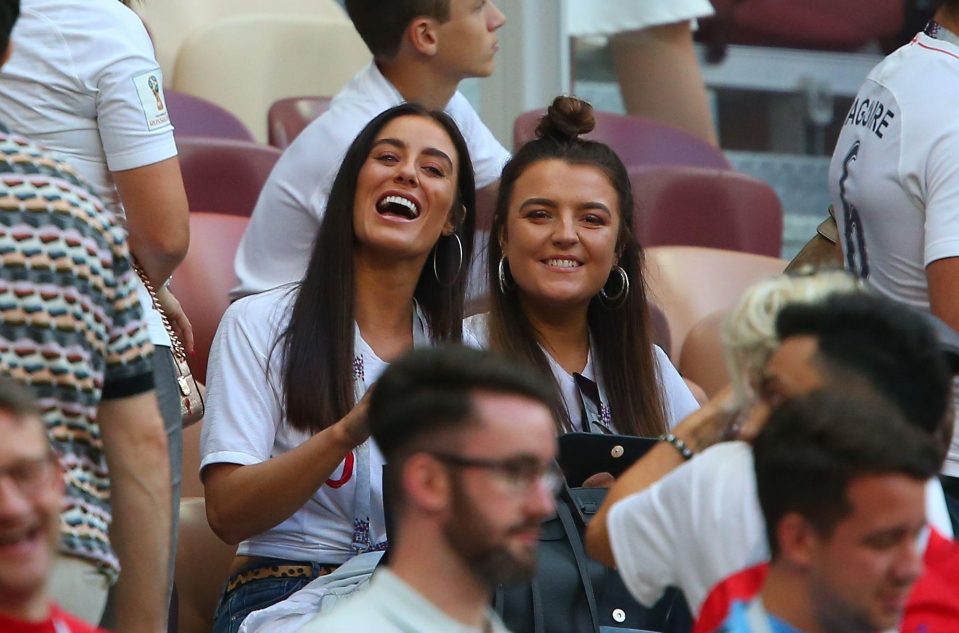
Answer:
[
  {"left": 0, "top": 455, "right": 58, "bottom": 497},
  {"left": 428, "top": 452, "right": 564, "bottom": 495}
]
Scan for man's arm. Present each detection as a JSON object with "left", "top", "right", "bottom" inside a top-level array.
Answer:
[
  {"left": 112, "top": 157, "right": 190, "bottom": 289},
  {"left": 927, "top": 256, "right": 959, "bottom": 332},
  {"left": 98, "top": 390, "right": 171, "bottom": 633},
  {"left": 586, "top": 388, "right": 736, "bottom": 565}
]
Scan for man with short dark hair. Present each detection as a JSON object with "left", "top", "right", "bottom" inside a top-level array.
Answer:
[
  {"left": 232, "top": 0, "right": 508, "bottom": 299},
  {"left": 717, "top": 390, "right": 939, "bottom": 632},
  {"left": 0, "top": 375, "right": 109, "bottom": 632},
  {"left": 298, "top": 346, "right": 559, "bottom": 633},
  {"left": 587, "top": 293, "right": 956, "bottom": 628}
]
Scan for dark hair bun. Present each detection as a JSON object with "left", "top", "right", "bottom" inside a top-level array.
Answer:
[{"left": 535, "top": 96, "right": 595, "bottom": 142}]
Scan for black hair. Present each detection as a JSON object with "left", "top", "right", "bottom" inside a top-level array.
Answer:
[
  {"left": 755, "top": 389, "right": 940, "bottom": 558},
  {"left": 0, "top": 0, "right": 18, "bottom": 57},
  {"left": 775, "top": 292, "right": 951, "bottom": 438},
  {"left": 369, "top": 345, "right": 558, "bottom": 461},
  {"left": 486, "top": 96, "right": 667, "bottom": 436},
  {"left": 279, "top": 102, "right": 476, "bottom": 434},
  {"left": 345, "top": 0, "right": 450, "bottom": 60}
]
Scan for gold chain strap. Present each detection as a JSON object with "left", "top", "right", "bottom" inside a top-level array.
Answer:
[{"left": 131, "top": 261, "right": 188, "bottom": 363}]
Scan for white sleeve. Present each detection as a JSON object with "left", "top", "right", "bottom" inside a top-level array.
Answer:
[
  {"left": 446, "top": 93, "right": 510, "bottom": 189},
  {"left": 200, "top": 299, "right": 286, "bottom": 471},
  {"left": 605, "top": 442, "right": 767, "bottom": 615},
  {"left": 92, "top": 12, "right": 177, "bottom": 172},
  {"left": 921, "top": 121, "right": 959, "bottom": 266},
  {"left": 653, "top": 345, "right": 700, "bottom": 429}
]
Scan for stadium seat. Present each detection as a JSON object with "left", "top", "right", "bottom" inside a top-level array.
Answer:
[
  {"left": 631, "top": 165, "right": 784, "bottom": 258},
  {"left": 176, "top": 138, "right": 281, "bottom": 217},
  {"left": 169, "top": 212, "right": 249, "bottom": 386},
  {"left": 513, "top": 108, "right": 731, "bottom": 170},
  {"left": 167, "top": 90, "right": 255, "bottom": 142},
  {"left": 644, "top": 246, "right": 786, "bottom": 359},
  {"left": 135, "top": 0, "right": 348, "bottom": 86},
  {"left": 267, "top": 96, "right": 333, "bottom": 149},
  {"left": 678, "top": 310, "right": 731, "bottom": 399},
  {"left": 174, "top": 498, "right": 236, "bottom": 633},
  {"left": 706, "top": 0, "right": 904, "bottom": 52},
  {"left": 173, "top": 15, "right": 370, "bottom": 142}
]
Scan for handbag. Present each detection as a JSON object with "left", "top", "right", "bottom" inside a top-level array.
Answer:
[
  {"left": 132, "top": 262, "right": 205, "bottom": 426},
  {"left": 494, "top": 481, "right": 692, "bottom": 633}
]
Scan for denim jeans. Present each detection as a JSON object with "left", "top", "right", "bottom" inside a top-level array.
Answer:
[{"left": 212, "top": 560, "right": 332, "bottom": 633}]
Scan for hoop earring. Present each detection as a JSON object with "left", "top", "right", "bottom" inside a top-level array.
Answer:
[
  {"left": 497, "top": 256, "right": 515, "bottom": 295},
  {"left": 432, "top": 232, "right": 464, "bottom": 287},
  {"left": 598, "top": 265, "right": 629, "bottom": 308}
]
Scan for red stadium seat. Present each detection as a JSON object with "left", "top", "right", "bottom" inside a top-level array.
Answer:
[
  {"left": 513, "top": 109, "right": 731, "bottom": 170},
  {"left": 176, "top": 138, "right": 281, "bottom": 217},
  {"left": 169, "top": 212, "right": 248, "bottom": 385},
  {"left": 631, "top": 165, "right": 783, "bottom": 258},
  {"left": 707, "top": 0, "right": 904, "bottom": 52},
  {"left": 267, "top": 96, "right": 333, "bottom": 149},
  {"left": 166, "top": 90, "right": 255, "bottom": 142}
]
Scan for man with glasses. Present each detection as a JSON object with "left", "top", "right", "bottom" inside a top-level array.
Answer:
[
  {"left": 0, "top": 375, "right": 107, "bottom": 632},
  {"left": 299, "top": 346, "right": 559, "bottom": 633}
]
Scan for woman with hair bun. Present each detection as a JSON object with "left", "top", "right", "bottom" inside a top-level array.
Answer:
[{"left": 467, "top": 96, "right": 697, "bottom": 439}]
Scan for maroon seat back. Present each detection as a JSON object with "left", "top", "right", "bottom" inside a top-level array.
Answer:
[
  {"left": 166, "top": 90, "right": 255, "bottom": 142},
  {"left": 169, "top": 212, "right": 249, "bottom": 384},
  {"left": 631, "top": 165, "right": 783, "bottom": 258},
  {"left": 513, "top": 109, "right": 731, "bottom": 170},
  {"left": 707, "top": 0, "right": 904, "bottom": 51},
  {"left": 176, "top": 138, "right": 281, "bottom": 217},
  {"left": 267, "top": 96, "right": 333, "bottom": 149}
]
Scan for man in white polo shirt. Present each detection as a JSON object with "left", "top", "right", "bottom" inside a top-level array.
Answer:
[
  {"left": 299, "top": 346, "right": 558, "bottom": 633},
  {"left": 232, "top": 0, "right": 509, "bottom": 299}
]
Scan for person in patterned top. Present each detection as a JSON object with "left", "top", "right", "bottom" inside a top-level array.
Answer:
[{"left": 0, "top": 3, "right": 171, "bottom": 631}]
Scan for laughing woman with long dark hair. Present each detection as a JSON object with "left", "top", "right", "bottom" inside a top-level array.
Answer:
[{"left": 200, "top": 102, "right": 476, "bottom": 633}]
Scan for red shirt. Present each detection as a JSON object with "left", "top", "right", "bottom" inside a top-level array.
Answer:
[
  {"left": 0, "top": 604, "right": 107, "bottom": 633},
  {"left": 694, "top": 529, "right": 959, "bottom": 633}
]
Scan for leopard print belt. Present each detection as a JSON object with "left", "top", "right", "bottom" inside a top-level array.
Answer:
[{"left": 225, "top": 561, "right": 338, "bottom": 594}]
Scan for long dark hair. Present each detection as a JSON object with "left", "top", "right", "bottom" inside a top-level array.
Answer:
[
  {"left": 486, "top": 96, "right": 667, "bottom": 437},
  {"left": 281, "top": 103, "right": 476, "bottom": 434}
]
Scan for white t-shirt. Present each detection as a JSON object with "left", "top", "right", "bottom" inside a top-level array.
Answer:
[
  {"left": 0, "top": 0, "right": 178, "bottom": 346},
  {"left": 606, "top": 441, "right": 955, "bottom": 616},
  {"left": 463, "top": 313, "right": 699, "bottom": 432},
  {"left": 828, "top": 31, "right": 959, "bottom": 476},
  {"left": 298, "top": 569, "right": 513, "bottom": 633},
  {"left": 232, "top": 62, "right": 510, "bottom": 300},
  {"left": 200, "top": 286, "right": 430, "bottom": 563},
  {"left": 566, "top": 0, "right": 714, "bottom": 37}
]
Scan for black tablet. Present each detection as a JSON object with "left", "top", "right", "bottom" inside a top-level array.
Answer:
[{"left": 558, "top": 432, "right": 659, "bottom": 487}]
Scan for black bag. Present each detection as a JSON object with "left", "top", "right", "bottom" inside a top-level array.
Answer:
[{"left": 494, "top": 484, "right": 692, "bottom": 633}]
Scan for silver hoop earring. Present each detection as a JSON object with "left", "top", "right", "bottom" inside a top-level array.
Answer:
[
  {"left": 432, "top": 232, "right": 464, "bottom": 286},
  {"left": 598, "top": 265, "right": 629, "bottom": 308},
  {"left": 497, "top": 256, "right": 515, "bottom": 295}
]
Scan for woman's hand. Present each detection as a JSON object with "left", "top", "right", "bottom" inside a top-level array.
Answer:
[
  {"left": 338, "top": 386, "right": 374, "bottom": 448},
  {"left": 157, "top": 286, "right": 194, "bottom": 354}
]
